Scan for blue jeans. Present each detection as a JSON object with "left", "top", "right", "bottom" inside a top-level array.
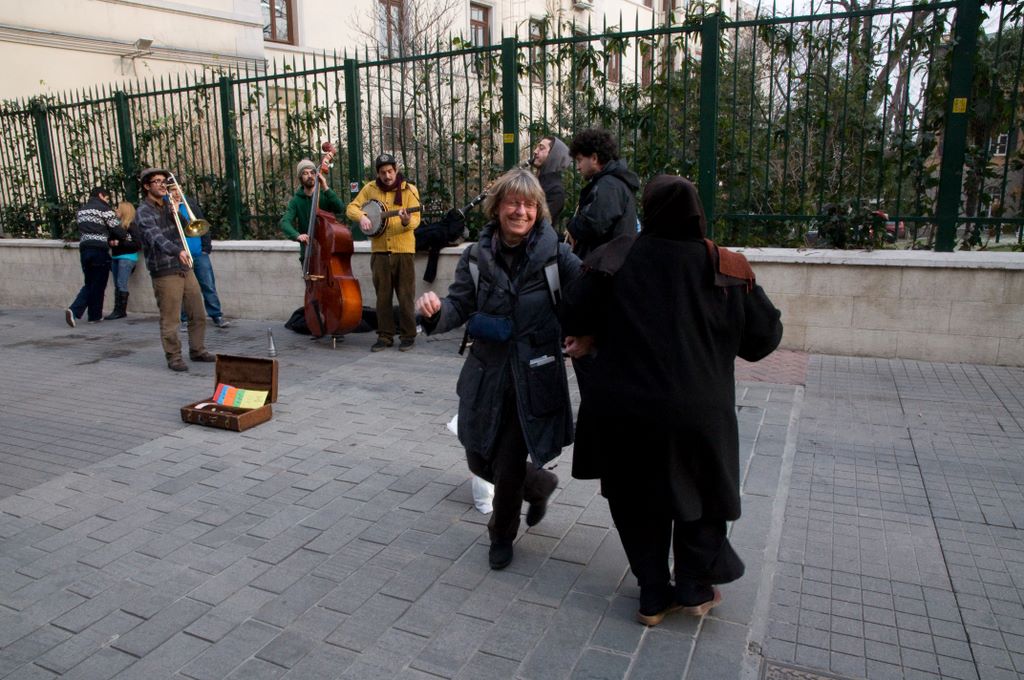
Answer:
[
  {"left": 69, "top": 248, "right": 111, "bottom": 321},
  {"left": 110, "top": 258, "right": 136, "bottom": 292},
  {"left": 180, "top": 252, "right": 223, "bottom": 321}
]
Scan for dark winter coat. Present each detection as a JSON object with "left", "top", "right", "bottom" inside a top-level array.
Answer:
[
  {"left": 75, "top": 196, "right": 119, "bottom": 250},
  {"left": 567, "top": 175, "right": 782, "bottom": 522},
  {"left": 570, "top": 233, "right": 782, "bottom": 521},
  {"left": 108, "top": 220, "right": 142, "bottom": 257},
  {"left": 424, "top": 221, "right": 582, "bottom": 467},
  {"left": 566, "top": 159, "right": 640, "bottom": 259}
]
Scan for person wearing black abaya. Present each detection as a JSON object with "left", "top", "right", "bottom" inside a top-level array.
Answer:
[{"left": 563, "top": 175, "right": 783, "bottom": 626}]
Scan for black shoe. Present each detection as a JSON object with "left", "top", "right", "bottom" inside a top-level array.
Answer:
[
  {"left": 64, "top": 308, "right": 76, "bottom": 328},
  {"left": 525, "top": 470, "right": 558, "bottom": 527},
  {"left": 371, "top": 339, "right": 393, "bottom": 352},
  {"left": 488, "top": 543, "right": 513, "bottom": 570},
  {"left": 399, "top": 338, "right": 414, "bottom": 352},
  {"left": 213, "top": 317, "right": 231, "bottom": 328},
  {"left": 189, "top": 351, "right": 216, "bottom": 362},
  {"left": 637, "top": 583, "right": 680, "bottom": 627}
]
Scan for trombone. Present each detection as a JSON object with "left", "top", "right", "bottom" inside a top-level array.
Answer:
[
  {"left": 164, "top": 173, "right": 211, "bottom": 269},
  {"left": 166, "top": 175, "right": 211, "bottom": 234}
]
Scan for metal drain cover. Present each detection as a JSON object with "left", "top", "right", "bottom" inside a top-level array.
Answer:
[{"left": 762, "top": 661, "right": 854, "bottom": 680}]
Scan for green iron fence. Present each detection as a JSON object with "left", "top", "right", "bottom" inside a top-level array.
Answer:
[{"left": 0, "top": 0, "right": 1020, "bottom": 250}]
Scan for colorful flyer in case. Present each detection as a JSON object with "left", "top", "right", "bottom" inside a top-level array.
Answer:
[{"left": 214, "top": 383, "right": 269, "bottom": 409}]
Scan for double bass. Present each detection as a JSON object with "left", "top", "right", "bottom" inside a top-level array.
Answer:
[{"left": 302, "top": 142, "right": 362, "bottom": 339}]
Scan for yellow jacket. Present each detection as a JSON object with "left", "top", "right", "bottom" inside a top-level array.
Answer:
[{"left": 345, "top": 180, "right": 421, "bottom": 253}]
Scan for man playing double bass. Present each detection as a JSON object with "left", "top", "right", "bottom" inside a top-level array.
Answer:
[
  {"left": 346, "top": 153, "right": 421, "bottom": 352},
  {"left": 279, "top": 152, "right": 343, "bottom": 266}
]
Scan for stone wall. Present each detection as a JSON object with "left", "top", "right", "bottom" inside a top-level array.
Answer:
[{"left": 2, "top": 240, "right": 1022, "bottom": 366}]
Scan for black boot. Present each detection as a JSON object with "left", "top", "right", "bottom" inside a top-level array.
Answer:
[{"left": 104, "top": 291, "right": 128, "bottom": 320}]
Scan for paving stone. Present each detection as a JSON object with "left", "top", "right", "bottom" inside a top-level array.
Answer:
[
  {"left": 111, "top": 596, "right": 210, "bottom": 658},
  {"left": 59, "top": 646, "right": 136, "bottom": 680},
  {"left": 569, "top": 648, "right": 630, "bottom": 679},
  {"left": 188, "top": 558, "right": 269, "bottom": 606},
  {"left": 519, "top": 591, "right": 607, "bottom": 679},
  {"left": 324, "top": 593, "right": 409, "bottom": 652},
  {"left": 251, "top": 575, "right": 336, "bottom": 629},
  {"left": 179, "top": 619, "right": 280, "bottom": 680},
  {"left": 255, "top": 630, "right": 317, "bottom": 669}
]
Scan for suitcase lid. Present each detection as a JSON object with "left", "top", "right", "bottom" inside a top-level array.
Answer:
[{"left": 213, "top": 354, "right": 278, "bottom": 404}]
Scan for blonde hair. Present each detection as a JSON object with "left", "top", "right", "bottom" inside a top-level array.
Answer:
[
  {"left": 116, "top": 201, "right": 136, "bottom": 227},
  {"left": 482, "top": 168, "right": 551, "bottom": 225}
]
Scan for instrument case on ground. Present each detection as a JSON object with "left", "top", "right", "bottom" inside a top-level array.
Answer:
[{"left": 180, "top": 354, "right": 278, "bottom": 431}]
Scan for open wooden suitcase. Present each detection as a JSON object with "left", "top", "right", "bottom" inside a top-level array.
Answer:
[{"left": 180, "top": 354, "right": 278, "bottom": 431}]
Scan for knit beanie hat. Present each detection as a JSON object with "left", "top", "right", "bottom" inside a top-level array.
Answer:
[{"left": 296, "top": 159, "right": 316, "bottom": 179}]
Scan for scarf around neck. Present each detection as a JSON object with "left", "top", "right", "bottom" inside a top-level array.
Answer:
[{"left": 375, "top": 173, "right": 405, "bottom": 206}]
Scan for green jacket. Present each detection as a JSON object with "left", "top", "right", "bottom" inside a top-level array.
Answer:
[{"left": 279, "top": 187, "right": 345, "bottom": 261}]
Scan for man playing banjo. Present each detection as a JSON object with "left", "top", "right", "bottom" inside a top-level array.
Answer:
[{"left": 346, "top": 153, "right": 422, "bottom": 352}]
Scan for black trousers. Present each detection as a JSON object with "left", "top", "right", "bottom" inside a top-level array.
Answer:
[
  {"left": 468, "top": 393, "right": 557, "bottom": 545},
  {"left": 608, "top": 497, "right": 744, "bottom": 602},
  {"left": 69, "top": 248, "right": 111, "bottom": 321}
]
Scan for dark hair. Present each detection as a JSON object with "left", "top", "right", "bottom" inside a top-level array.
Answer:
[
  {"left": 568, "top": 128, "right": 618, "bottom": 164},
  {"left": 89, "top": 187, "right": 110, "bottom": 199}
]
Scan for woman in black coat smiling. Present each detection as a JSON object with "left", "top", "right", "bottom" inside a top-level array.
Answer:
[
  {"left": 417, "top": 168, "right": 581, "bottom": 571},
  {"left": 564, "top": 175, "right": 783, "bottom": 626}
]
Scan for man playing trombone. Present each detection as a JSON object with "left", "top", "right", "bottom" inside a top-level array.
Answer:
[{"left": 136, "top": 167, "right": 214, "bottom": 372}]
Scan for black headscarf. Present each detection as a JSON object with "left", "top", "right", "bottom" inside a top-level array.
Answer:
[{"left": 641, "top": 174, "right": 706, "bottom": 240}]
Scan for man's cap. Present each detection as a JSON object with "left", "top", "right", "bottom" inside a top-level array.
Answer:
[
  {"left": 139, "top": 167, "right": 169, "bottom": 184},
  {"left": 296, "top": 159, "right": 316, "bottom": 179},
  {"left": 375, "top": 153, "right": 397, "bottom": 171}
]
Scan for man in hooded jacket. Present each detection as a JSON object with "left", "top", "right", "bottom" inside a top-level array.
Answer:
[
  {"left": 531, "top": 135, "right": 572, "bottom": 232},
  {"left": 563, "top": 175, "right": 783, "bottom": 627},
  {"left": 565, "top": 129, "right": 640, "bottom": 259}
]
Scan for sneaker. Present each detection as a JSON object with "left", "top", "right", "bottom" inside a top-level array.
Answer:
[
  {"left": 213, "top": 317, "right": 231, "bottom": 328},
  {"left": 87, "top": 318, "right": 102, "bottom": 324},
  {"left": 167, "top": 357, "right": 189, "bottom": 372},
  {"left": 399, "top": 338, "right": 414, "bottom": 352},
  {"left": 179, "top": 322, "right": 188, "bottom": 333},
  {"left": 189, "top": 351, "right": 216, "bottom": 362},
  {"left": 488, "top": 542, "right": 513, "bottom": 570},
  {"left": 371, "top": 339, "right": 393, "bottom": 352},
  {"left": 64, "top": 309, "right": 76, "bottom": 328}
]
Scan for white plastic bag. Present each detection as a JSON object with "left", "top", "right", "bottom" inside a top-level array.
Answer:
[{"left": 447, "top": 415, "right": 494, "bottom": 514}]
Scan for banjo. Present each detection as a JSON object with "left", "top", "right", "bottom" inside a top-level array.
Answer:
[{"left": 360, "top": 200, "right": 423, "bottom": 238}]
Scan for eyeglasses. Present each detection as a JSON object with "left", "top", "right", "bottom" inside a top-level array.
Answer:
[
  {"left": 502, "top": 198, "right": 538, "bottom": 211},
  {"left": 147, "top": 179, "right": 167, "bottom": 185}
]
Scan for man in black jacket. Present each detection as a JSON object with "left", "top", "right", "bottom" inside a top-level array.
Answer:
[
  {"left": 565, "top": 129, "right": 640, "bottom": 259},
  {"left": 65, "top": 187, "right": 118, "bottom": 327}
]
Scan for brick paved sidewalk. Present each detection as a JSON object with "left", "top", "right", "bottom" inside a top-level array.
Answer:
[{"left": 1, "top": 308, "right": 1022, "bottom": 679}]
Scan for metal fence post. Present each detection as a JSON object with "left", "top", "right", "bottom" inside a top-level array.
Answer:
[
  {"left": 113, "top": 91, "right": 138, "bottom": 203},
  {"left": 29, "top": 98, "right": 61, "bottom": 238},
  {"left": 501, "top": 37, "right": 519, "bottom": 170},
  {"left": 698, "top": 12, "right": 721, "bottom": 239},
  {"left": 933, "top": 0, "right": 981, "bottom": 252},
  {"left": 344, "top": 58, "right": 367, "bottom": 241},
  {"left": 218, "top": 76, "right": 243, "bottom": 238}
]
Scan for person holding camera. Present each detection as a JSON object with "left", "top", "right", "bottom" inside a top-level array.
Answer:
[{"left": 415, "top": 168, "right": 581, "bottom": 570}]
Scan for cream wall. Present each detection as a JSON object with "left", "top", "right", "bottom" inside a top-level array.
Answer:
[
  {"left": 1, "top": 242, "right": 1022, "bottom": 366},
  {"left": 0, "top": 0, "right": 263, "bottom": 99}
]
